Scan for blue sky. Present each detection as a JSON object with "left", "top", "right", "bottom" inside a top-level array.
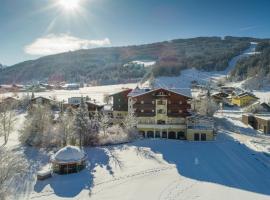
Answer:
[{"left": 0, "top": 0, "right": 270, "bottom": 65}]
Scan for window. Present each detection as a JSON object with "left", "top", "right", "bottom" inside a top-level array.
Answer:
[
  {"left": 179, "top": 101, "right": 182, "bottom": 104},
  {"left": 118, "top": 99, "right": 121, "bottom": 102},
  {"left": 179, "top": 110, "right": 182, "bottom": 113},
  {"left": 152, "top": 110, "right": 155, "bottom": 112},
  {"left": 152, "top": 101, "right": 155, "bottom": 104},
  {"left": 158, "top": 109, "right": 164, "bottom": 114},
  {"left": 141, "top": 101, "right": 144, "bottom": 104},
  {"left": 141, "top": 109, "right": 144, "bottom": 113},
  {"left": 168, "top": 100, "right": 171, "bottom": 104}
]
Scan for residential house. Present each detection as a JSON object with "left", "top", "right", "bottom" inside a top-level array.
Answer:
[
  {"left": 0, "top": 96, "right": 20, "bottom": 107},
  {"left": 231, "top": 92, "right": 259, "bottom": 107}
]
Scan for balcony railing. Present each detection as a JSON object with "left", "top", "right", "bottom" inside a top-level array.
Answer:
[{"left": 137, "top": 123, "right": 186, "bottom": 129}]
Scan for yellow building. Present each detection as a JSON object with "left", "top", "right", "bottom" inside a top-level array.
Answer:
[
  {"left": 231, "top": 92, "right": 259, "bottom": 107},
  {"left": 186, "top": 115, "right": 215, "bottom": 141}
]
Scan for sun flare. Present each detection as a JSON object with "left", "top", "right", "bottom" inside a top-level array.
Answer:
[{"left": 58, "top": 0, "right": 80, "bottom": 10}]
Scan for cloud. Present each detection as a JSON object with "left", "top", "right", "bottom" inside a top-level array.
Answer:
[{"left": 24, "top": 34, "right": 111, "bottom": 56}]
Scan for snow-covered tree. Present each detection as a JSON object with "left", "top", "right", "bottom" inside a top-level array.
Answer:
[
  {"left": 20, "top": 104, "right": 53, "bottom": 146},
  {"left": 99, "top": 113, "right": 110, "bottom": 136},
  {"left": 197, "top": 97, "right": 218, "bottom": 117},
  {"left": 103, "top": 93, "right": 110, "bottom": 105},
  {"left": 57, "top": 109, "right": 74, "bottom": 146},
  {"left": 192, "top": 90, "right": 218, "bottom": 117},
  {"left": 0, "top": 147, "right": 28, "bottom": 200},
  {"left": 0, "top": 102, "right": 17, "bottom": 146},
  {"left": 73, "top": 97, "right": 90, "bottom": 148},
  {"left": 123, "top": 101, "right": 138, "bottom": 139},
  {"left": 20, "top": 93, "right": 31, "bottom": 109}
]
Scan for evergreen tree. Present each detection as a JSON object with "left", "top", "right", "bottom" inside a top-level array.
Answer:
[{"left": 73, "top": 97, "right": 90, "bottom": 148}]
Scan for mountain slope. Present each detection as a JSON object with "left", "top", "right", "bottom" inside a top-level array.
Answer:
[{"left": 0, "top": 36, "right": 256, "bottom": 84}]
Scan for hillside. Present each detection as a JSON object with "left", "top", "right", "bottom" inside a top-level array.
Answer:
[
  {"left": 0, "top": 36, "right": 256, "bottom": 84},
  {"left": 230, "top": 40, "right": 270, "bottom": 87}
]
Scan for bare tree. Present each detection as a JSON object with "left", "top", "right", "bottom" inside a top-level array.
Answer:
[
  {"left": 0, "top": 102, "right": 17, "bottom": 146},
  {"left": 0, "top": 147, "right": 28, "bottom": 200}
]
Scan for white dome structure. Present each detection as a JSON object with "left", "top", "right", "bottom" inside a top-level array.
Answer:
[
  {"left": 51, "top": 146, "right": 87, "bottom": 174},
  {"left": 52, "top": 146, "right": 86, "bottom": 163}
]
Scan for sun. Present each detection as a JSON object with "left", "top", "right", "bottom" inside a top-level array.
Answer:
[{"left": 58, "top": 0, "right": 80, "bottom": 10}]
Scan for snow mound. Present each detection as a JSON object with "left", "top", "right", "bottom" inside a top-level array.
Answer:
[{"left": 52, "top": 146, "right": 86, "bottom": 163}]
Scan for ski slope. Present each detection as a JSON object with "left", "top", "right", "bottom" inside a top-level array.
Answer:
[{"left": 154, "top": 42, "right": 258, "bottom": 90}]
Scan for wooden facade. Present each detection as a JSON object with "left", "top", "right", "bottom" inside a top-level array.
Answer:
[
  {"left": 128, "top": 88, "right": 192, "bottom": 140},
  {"left": 111, "top": 89, "right": 132, "bottom": 112},
  {"left": 131, "top": 88, "right": 191, "bottom": 118}
]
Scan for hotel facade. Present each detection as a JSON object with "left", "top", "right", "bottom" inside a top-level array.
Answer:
[{"left": 110, "top": 87, "right": 214, "bottom": 141}]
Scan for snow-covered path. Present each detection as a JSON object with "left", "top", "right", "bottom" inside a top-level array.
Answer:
[{"left": 27, "top": 134, "right": 270, "bottom": 200}]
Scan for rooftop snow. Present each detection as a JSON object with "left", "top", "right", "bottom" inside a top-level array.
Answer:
[
  {"left": 128, "top": 87, "right": 192, "bottom": 98},
  {"left": 52, "top": 146, "right": 86, "bottom": 163}
]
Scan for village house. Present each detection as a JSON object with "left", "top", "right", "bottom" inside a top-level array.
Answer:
[
  {"left": 211, "top": 92, "right": 230, "bottom": 105},
  {"left": 231, "top": 92, "right": 259, "bottom": 107},
  {"left": 30, "top": 96, "right": 60, "bottom": 111},
  {"left": 64, "top": 96, "right": 104, "bottom": 117},
  {"left": 242, "top": 114, "right": 270, "bottom": 134}
]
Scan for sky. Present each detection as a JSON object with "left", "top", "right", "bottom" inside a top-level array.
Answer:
[{"left": 0, "top": 0, "right": 270, "bottom": 66}]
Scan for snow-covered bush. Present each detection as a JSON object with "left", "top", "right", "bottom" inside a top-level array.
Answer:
[
  {"left": 0, "top": 147, "right": 28, "bottom": 200},
  {"left": 244, "top": 103, "right": 267, "bottom": 113},
  {"left": 19, "top": 104, "right": 59, "bottom": 147},
  {"left": 97, "top": 125, "right": 131, "bottom": 146}
]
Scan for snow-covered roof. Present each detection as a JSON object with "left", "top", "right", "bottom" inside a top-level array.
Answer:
[
  {"left": 51, "top": 146, "right": 86, "bottom": 163},
  {"left": 128, "top": 87, "right": 192, "bottom": 98}
]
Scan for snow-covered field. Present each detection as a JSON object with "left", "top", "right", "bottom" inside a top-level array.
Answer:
[
  {"left": 24, "top": 135, "right": 270, "bottom": 200},
  {"left": 3, "top": 112, "right": 269, "bottom": 200},
  {"left": 1, "top": 83, "right": 137, "bottom": 104}
]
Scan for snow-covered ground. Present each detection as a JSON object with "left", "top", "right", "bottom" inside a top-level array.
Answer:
[
  {"left": 131, "top": 60, "right": 156, "bottom": 67},
  {"left": 215, "top": 112, "right": 270, "bottom": 155},
  {"left": 26, "top": 135, "right": 270, "bottom": 200},
  {"left": 2, "top": 108, "right": 270, "bottom": 200}
]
